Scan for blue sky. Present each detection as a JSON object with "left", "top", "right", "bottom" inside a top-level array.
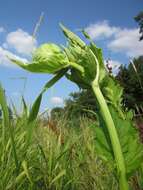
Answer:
[{"left": 0, "top": 0, "right": 143, "bottom": 112}]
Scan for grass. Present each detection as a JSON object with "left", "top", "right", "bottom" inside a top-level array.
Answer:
[
  {"left": 0, "top": 99, "right": 119, "bottom": 190},
  {"left": 0, "top": 83, "right": 143, "bottom": 189},
  {"left": 0, "top": 109, "right": 143, "bottom": 190}
]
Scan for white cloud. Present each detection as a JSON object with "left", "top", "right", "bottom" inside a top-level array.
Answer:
[
  {"left": 5, "top": 29, "right": 37, "bottom": 55},
  {"left": 0, "top": 28, "right": 37, "bottom": 68},
  {"left": 0, "top": 46, "right": 28, "bottom": 67},
  {"left": 50, "top": 96, "right": 63, "bottom": 105},
  {"left": 108, "top": 28, "right": 143, "bottom": 57},
  {"left": 86, "top": 21, "right": 143, "bottom": 58},
  {"left": 86, "top": 20, "right": 119, "bottom": 40}
]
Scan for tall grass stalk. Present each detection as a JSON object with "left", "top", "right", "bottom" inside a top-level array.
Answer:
[
  {"left": 0, "top": 84, "right": 19, "bottom": 172},
  {"left": 130, "top": 59, "right": 143, "bottom": 92}
]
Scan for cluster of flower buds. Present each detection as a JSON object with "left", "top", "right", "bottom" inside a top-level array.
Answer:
[{"left": 106, "top": 59, "right": 112, "bottom": 74}]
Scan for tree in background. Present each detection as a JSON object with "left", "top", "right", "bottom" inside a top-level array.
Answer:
[
  {"left": 135, "top": 11, "right": 143, "bottom": 41},
  {"left": 50, "top": 107, "right": 64, "bottom": 121},
  {"left": 64, "top": 90, "right": 97, "bottom": 119},
  {"left": 116, "top": 56, "right": 143, "bottom": 112}
]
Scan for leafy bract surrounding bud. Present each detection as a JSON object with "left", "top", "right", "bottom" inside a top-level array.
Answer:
[
  {"left": 9, "top": 43, "right": 69, "bottom": 74},
  {"left": 60, "top": 23, "right": 86, "bottom": 48},
  {"left": 65, "top": 45, "right": 98, "bottom": 89},
  {"left": 61, "top": 25, "right": 107, "bottom": 89}
]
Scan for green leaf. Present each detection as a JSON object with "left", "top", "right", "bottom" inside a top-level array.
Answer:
[
  {"left": 94, "top": 104, "right": 143, "bottom": 179},
  {"left": 109, "top": 106, "right": 143, "bottom": 178},
  {"left": 94, "top": 126, "right": 113, "bottom": 161},
  {"left": 22, "top": 96, "right": 28, "bottom": 116},
  {"left": 102, "top": 76, "right": 123, "bottom": 106},
  {"left": 28, "top": 68, "right": 68, "bottom": 123},
  {"left": 28, "top": 93, "right": 42, "bottom": 123}
]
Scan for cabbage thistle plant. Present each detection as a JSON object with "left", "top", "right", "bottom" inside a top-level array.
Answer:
[{"left": 9, "top": 24, "right": 143, "bottom": 190}]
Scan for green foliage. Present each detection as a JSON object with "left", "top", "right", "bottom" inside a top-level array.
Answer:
[
  {"left": 0, "top": 103, "right": 118, "bottom": 189},
  {"left": 102, "top": 77, "right": 123, "bottom": 108},
  {"left": 0, "top": 84, "right": 19, "bottom": 172},
  {"left": 94, "top": 66, "right": 143, "bottom": 180},
  {"left": 93, "top": 106, "right": 143, "bottom": 178}
]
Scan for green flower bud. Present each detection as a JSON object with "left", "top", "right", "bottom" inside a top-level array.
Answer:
[
  {"left": 32, "top": 44, "right": 69, "bottom": 73},
  {"left": 9, "top": 43, "right": 69, "bottom": 74}
]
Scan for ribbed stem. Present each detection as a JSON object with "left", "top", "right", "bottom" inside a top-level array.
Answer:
[{"left": 92, "top": 83, "right": 129, "bottom": 190}]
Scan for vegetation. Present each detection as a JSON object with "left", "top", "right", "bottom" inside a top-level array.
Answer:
[
  {"left": 7, "top": 24, "right": 143, "bottom": 190},
  {"left": 0, "top": 89, "right": 118, "bottom": 190},
  {"left": 0, "top": 86, "right": 143, "bottom": 190}
]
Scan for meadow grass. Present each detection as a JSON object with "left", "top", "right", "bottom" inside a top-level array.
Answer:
[
  {"left": 0, "top": 86, "right": 143, "bottom": 190},
  {"left": 0, "top": 104, "right": 119, "bottom": 190}
]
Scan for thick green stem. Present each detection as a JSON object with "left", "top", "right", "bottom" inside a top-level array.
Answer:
[{"left": 92, "top": 83, "right": 129, "bottom": 190}]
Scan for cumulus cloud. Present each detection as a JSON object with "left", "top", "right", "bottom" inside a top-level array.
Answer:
[
  {"left": 50, "top": 96, "right": 63, "bottom": 105},
  {"left": 108, "top": 28, "right": 143, "bottom": 57},
  {"left": 0, "top": 46, "right": 28, "bottom": 67},
  {"left": 5, "top": 29, "right": 37, "bottom": 55},
  {"left": 86, "top": 20, "right": 143, "bottom": 58},
  {"left": 0, "top": 28, "right": 37, "bottom": 68},
  {"left": 86, "top": 20, "right": 119, "bottom": 40}
]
